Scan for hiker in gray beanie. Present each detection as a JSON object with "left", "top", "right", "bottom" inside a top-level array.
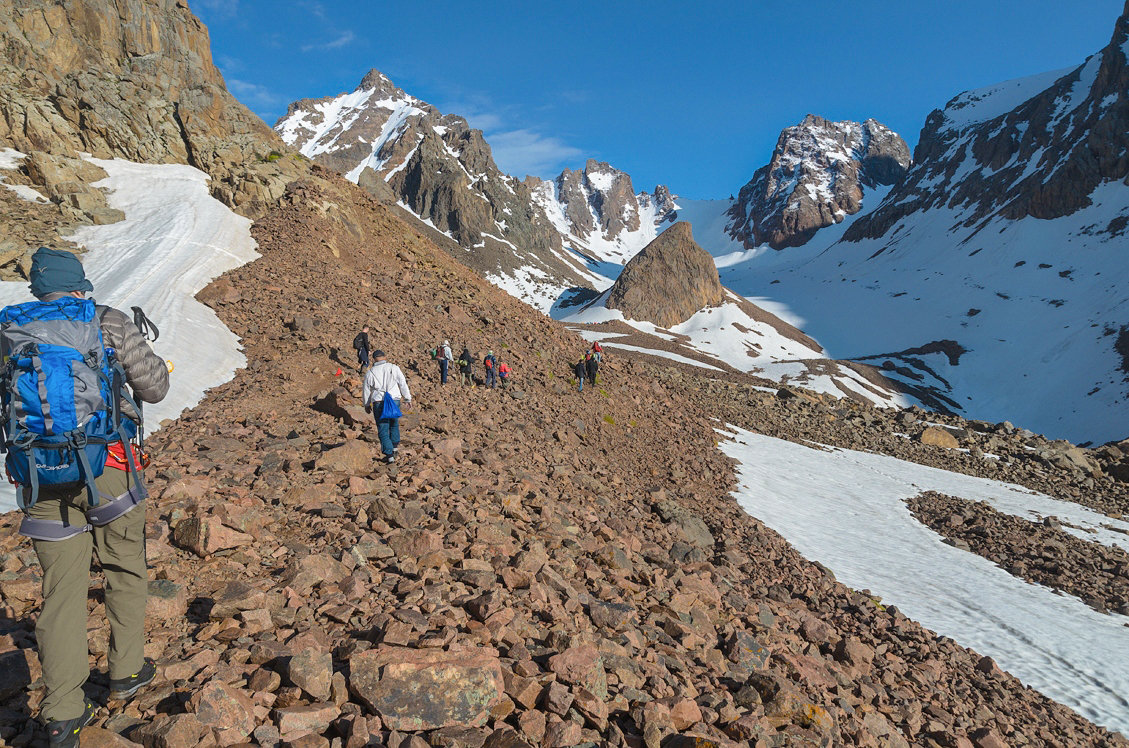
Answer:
[{"left": 9, "top": 246, "right": 169, "bottom": 746}]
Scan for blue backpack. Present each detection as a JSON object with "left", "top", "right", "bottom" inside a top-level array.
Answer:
[{"left": 0, "top": 298, "right": 139, "bottom": 510}]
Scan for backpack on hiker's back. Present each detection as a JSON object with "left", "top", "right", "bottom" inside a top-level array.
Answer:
[{"left": 0, "top": 297, "right": 143, "bottom": 512}]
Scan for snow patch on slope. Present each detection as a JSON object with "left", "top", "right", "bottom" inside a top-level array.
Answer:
[
  {"left": 0, "top": 158, "right": 258, "bottom": 510},
  {"left": 721, "top": 425, "right": 1129, "bottom": 736}
]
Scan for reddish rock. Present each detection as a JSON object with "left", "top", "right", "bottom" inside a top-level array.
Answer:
[
  {"left": 275, "top": 702, "right": 340, "bottom": 737},
  {"left": 547, "top": 644, "right": 607, "bottom": 700},
  {"left": 76, "top": 727, "right": 139, "bottom": 747},
  {"left": 315, "top": 440, "right": 373, "bottom": 473},
  {"left": 348, "top": 647, "right": 505, "bottom": 731},
  {"left": 287, "top": 647, "right": 332, "bottom": 701},
  {"left": 132, "top": 713, "right": 209, "bottom": 748},
  {"left": 385, "top": 528, "right": 443, "bottom": 559},
  {"left": 542, "top": 719, "right": 582, "bottom": 748},
  {"left": 147, "top": 579, "right": 188, "bottom": 620},
  {"left": 189, "top": 681, "right": 256, "bottom": 745},
  {"left": 172, "top": 516, "right": 253, "bottom": 557},
  {"left": 431, "top": 438, "right": 465, "bottom": 459},
  {"left": 670, "top": 699, "right": 703, "bottom": 731}
]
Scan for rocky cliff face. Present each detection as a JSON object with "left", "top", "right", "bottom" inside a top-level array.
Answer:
[
  {"left": 605, "top": 221, "right": 724, "bottom": 327},
  {"left": 845, "top": 2, "right": 1129, "bottom": 242},
  {"left": 0, "top": 0, "right": 299, "bottom": 215},
  {"left": 532, "top": 160, "right": 677, "bottom": 264},
  {"left": 276, "top": 70, "right": 585, "bottom": 297},
  {"left": 727, "top": 115, "right": 910, "bottom": 249}
]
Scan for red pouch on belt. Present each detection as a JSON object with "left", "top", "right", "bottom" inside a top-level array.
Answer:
[{"left": 106, "top": 442, "right": 150, "bottom": 471}]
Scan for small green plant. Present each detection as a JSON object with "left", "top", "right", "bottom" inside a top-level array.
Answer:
[
  {"left": 628, "top": 419, "right": 637, "bottom": 427},
  {"left": 603, "top": 414, "right": 616, "bottom": 425},
  {"left": 264, "top": 150, "right": 283, "bottom": 162},
  {"left": 599, "top": 388, "right": 609, "bottom": 397}
]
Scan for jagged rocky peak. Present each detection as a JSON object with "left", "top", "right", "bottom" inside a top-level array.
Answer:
[
  {"left": 553, "top": 159, "right": 648, "bottom": 239},
  {"left": 605, "top": 221, "right": 724, "bottom": 328},
  {"left": 846, "top": 0, "right": 1129, "bottom": 242},
  {"left": 532, "top": 160, "right": 676, "bottom": 262},
  {"left": 275, "top": 69, "right": 574, "bottom": 293},
  {"left": 727, "top": 114, "right": 911, "bottom": 249}
]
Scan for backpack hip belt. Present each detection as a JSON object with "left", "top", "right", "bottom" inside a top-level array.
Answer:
[{"left": 17, "top": 483, "right": 146, "bottom": 541}]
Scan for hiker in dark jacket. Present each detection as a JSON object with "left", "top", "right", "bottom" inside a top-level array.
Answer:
[
  {"left": 574, "top": 358, "right": 587, "bottom": 392},
  {"left": 13, "top": 248, "right": 169, "bottom": 745},
  {"left": 585, "top": 352, "right": 599, "bottom": 387},
  {"left": 483, "top": 350, "right": 498, "bottom": 388},
  {"left": 353, "top": 326, "right": 371, "bottom": 370},
  {"left": 459, "top": 346, "right": 473, "bottom": 386}
]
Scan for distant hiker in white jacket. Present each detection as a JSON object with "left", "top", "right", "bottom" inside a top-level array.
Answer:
[{"left": 363, "top": 350, "right": 412, "bottom": 463}]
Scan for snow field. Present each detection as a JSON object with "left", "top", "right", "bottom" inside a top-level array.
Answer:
[
  {"left": 719, "top": 425, "right": 1129, "bottom": 736},
  {"left": 0, "top": 157, "right": 259, "bottom": 511}
]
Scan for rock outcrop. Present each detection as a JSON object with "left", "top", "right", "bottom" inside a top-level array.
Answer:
[
  {"left": 531, "top": 160, "right": 676, "bottom": 262},
  {"left": 605, "top": 221, "right": 724, "bottom": 327},
  {"left": 275, "top": 70, "right": 585, "bottom": 297},
  {"left": 727, "top": 115, "right": 910, "bottom": 249},
  {"left": 0, "top": 0, "right": 301, "bottom": 217},
  {"left": 846, "top": 2, "right": 1129, "bottom": 241}
]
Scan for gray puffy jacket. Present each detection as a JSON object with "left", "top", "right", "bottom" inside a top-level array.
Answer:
[{"left": 97, "top": 305, "right": 170, "bottom": 414}]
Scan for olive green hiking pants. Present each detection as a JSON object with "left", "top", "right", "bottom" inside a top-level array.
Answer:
[{"left": 29, "top": 469, "right": 148, "bottom": 722}]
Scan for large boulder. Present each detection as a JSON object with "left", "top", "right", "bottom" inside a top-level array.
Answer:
[
  {"left": 348, "top": 647, "right": 506, "bottom": 731},
  {"left": 604, "top": 222, "right": 724, "bottom": 328}
]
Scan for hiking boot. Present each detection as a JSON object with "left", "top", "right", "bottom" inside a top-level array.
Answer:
[
  {"left": 109, "top": 658, "right": 156, "bottom": 699},
  {"left": 45, "top": 700, "right": 94, "bottom": 748},
  {"left": 384, "top": 454, "right": 395, "bottom": 464}
]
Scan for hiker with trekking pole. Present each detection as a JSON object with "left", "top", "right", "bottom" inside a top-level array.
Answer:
[{"left": 0, "top": 248, "right": 169, "bottom": 747}]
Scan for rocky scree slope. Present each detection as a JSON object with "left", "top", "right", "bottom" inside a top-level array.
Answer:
[
  {"left": 726, "top": 115, "right": 910, "bottom": 250},
  {"left": 531, "top": 159, "right": 676, "bottom": 265},
  {"left": 604, "top": 221, "right": 724, "bottom": 328},
  {"left": 0, "top": 171, "right": 1123, "bottom": 747},
  {"left": 275, "top": 70, "right": 588, "bottom": 300}
]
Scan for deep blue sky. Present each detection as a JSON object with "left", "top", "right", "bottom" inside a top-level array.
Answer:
[{"left": 193, "top": 0, "right": 1124, "bottom": 199}]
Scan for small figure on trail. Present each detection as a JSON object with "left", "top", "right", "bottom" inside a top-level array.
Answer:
[
  {"left": 586, "top": 351, "right": 599, "bottom": 387},
  {"left": 363, "top": 349, "right": 412, "bottom": 464},
  {"left": 1, "top": 247, "right": 170, "bottom": 746},
  {"left": 574, "top": 357, "right": 588, "bottom": 392},
  {"left": 483, "top": 350, "right": 498, "bottom": 388},
  {"left": 459, "top": 345, "right": 473, "bottom": 386},
  {"left": 434, "top": 339, "right": 452, "bottom": 384},
  {"left": 353, "top": 326, "right": 371, "bottom": 370},
  {"left": 498, "top": 361, "right": 511, "bottom": 388},
  {"left": 591, "top": 341, "right": 603, "bottom": 363}
]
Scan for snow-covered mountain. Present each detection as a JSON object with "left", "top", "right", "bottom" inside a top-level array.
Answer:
[
  {"left": 726, "top": 115, "right": 911, "bottom": 249},
  {"left": 531, "top": 159, "right": 676, "bottom": 265},
  {"left": 705, "top": 4, "right": 1129, "bottom": 443},
  {"left": 276, "top": 70, "right": 600, "bottom": 307}
]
